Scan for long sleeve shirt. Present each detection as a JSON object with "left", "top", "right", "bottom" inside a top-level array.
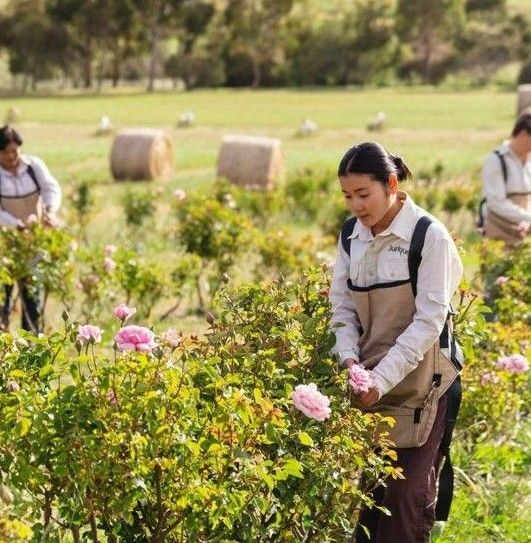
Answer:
[
  {"left": 482, "top": 142, "right": 531, "bottom": 224},
  {"left": 329, "top": 193, "right": 463, "bottom": 398},
  {"left": 0, "top": 155, "right": 62, "bottom": 226}
]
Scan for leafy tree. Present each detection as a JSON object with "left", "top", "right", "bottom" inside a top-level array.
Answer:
[
  {"left": 0, "top": 0, "right": 71, "bottom": 89},
  {"left": 396, "top": 0, "right": 466, "bottom": 83},
  {"left": 46, "top": 0, "right": 112, "bottom": 88},
  {"left": 223, "top": 0, "right": 295, "bottom": 88},
  {"left": 130, "top": 0, "right": 185, "bottom": 91}
]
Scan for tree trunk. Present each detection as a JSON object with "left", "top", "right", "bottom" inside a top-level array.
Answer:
[
  {"left": 147, "top": 26, "right": 159, "bottom": 92},
  {"left": 111, "top": 49, "right": 121, "bottom": 88},
  {"left": 83, "top": 46, "right": 93, "bottom": 89},
  {"left": 251, "top": 55, "right": 261, "bottom": 89},
  {"left": 421, "top": 30, "right": 434, "bottom": 84}
]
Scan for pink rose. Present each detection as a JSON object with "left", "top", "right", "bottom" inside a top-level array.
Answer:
[
  {"left": 104, "top": 245, "right": 117, "bottom": 255},
  {"left": 480, "top": 372, "right": 499, "bottom": 385},
  {"left": 496, "top": 354, "right": 529, "bottom": 374},
  {"left": 77, "top": 324, "right": 102, "bottom": 344},
  {"left": 115, "top": 325, "right": 157, "bottom": 353},
  {"left": 160, "top": 328, "right": 181, "bottom": 348},
  {"left": 104, "top": 257, "right": 116, "bottom": 272},
  {"left": 291, "top": 383, "right": 331, "bottom": 421},
  {"left": 348, "top": 364, "right": 376, "bottom": 395},
  {"left": 495, "top": 276, "right": 508, "bottom": 286},
  {"left": 113, "top": 303, "right": 136, "bottom": 322},
  {"left": 106, "top": 389, "right": 118, "bottom": 406},
  {"left": 517, "top": 221, "right": 530, "bottom": 236},
  {"left": 173, "top": 189, "right": 186, "bottom": 201},
  {"left": 6, "top": 380, "right": 20, "bottom": 393}
]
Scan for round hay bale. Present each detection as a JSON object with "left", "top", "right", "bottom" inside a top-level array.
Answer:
[
  {"left": 217, "top": 135, "right": 284, "bottom": 191},
  {"left": 516, "top": 84, "right": 531, "bottom": 115},
  {"left": 110, "top": 128, "right": 173, "bottom": 181}
]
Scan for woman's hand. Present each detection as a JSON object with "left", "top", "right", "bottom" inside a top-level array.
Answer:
[
  {"left": 357, "top": 386, "right": 380, "bottom": 407},
  {"left": 339, "top": 358, "right": 357, "bottom": 370}
]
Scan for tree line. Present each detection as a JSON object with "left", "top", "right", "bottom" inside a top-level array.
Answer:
[{"left": 0, "top": 0, "right": 530, "bottom": 91}]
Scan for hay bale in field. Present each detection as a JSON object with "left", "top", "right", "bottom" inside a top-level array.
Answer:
[
  {"left": 217, "top": 135, "right": 284, "bottom": 191},
  {"left": 110, "top": 128, "right": 173, "bottom": 181},
  {"left": 516, "top": 84, "right": 531, "bottom": 115},
  {"left": 177, "top": 110, "right": 195, "bottom": 127},
  {"left": 4, "top": 106, "right": 21, "bottom": 124}
]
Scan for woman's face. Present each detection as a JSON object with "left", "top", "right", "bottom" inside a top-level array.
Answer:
[
  {"left": 339, "top": 173, "right": 394, "bottom": 228},
  {"left": 0, "top": 142, "right": 21, "bottom": 172}
]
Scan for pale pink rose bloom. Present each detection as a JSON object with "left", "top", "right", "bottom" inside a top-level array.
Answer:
[
  {"left": 104, "top": 257, "right": 116, "bottom": 272},
  {"left": 348, "top": 364, "right": 376, "bottom": 395},
  {"left": 173, "top": 189, "right": 186, "bottom": 201},
  {"left": 6, "top": 380, "right": 20, "bottom": 392},
  {"left": 26, "top": 214, "right": 38, "bottom": 225},
  {"left": 480, "top": 372, "right": 499, "bottom": 385},
  {"left": 291, "top": 383, "right": 331, "bottom": 422},
  {"left": 496, "top": 354, "right": 529, "bottom": 374},
  {"left": 517, "top": 221, "right": 530, "bottom": 236},
  {"left": 77, "top": 324, "right": 102, "bottom": 344},
  {"left": 113, "top": 304, "right": 137, "bottom": 322},
  {"left": 495, "top": 276, "right": 508, "bottom": 286},
  {"left": 106, "top": 389, "right": 118, "bottom": 406},
  {"left": 160, "top": 328, "right": 181, "bottom": 348},
  {"left": 104, "top": 245, "right": 117, "bottom": 256},
  {"left": 115, "top": 325, "right": 157, "bottom": 353}
]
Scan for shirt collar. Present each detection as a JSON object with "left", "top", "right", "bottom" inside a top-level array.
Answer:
[
  {"left": 0, "top": 155, "right": 29, "bottom": 176},
  {"left": 348, "top": 191, "right": 417, "bottom": 242}
]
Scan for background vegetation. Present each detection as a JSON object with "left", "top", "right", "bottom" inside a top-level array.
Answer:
[{"left": 0, "top": 0, "right": 529, "bottom": 92}]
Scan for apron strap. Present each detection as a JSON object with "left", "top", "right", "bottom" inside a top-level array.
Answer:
[
  {"left": 341, "top": 216, "right": 357, "bottom": 256},
  {"left": 478, "top": 150, "right": 508, "bottom": 228},
  {"left": 408, "top": 215, "right": 433, "bottom": 296},
  {"left": 26, "top": 164, "right": 41, "bottom": 192}
]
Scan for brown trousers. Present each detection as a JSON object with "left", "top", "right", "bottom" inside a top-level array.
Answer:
[{"left": 354, "top": 394, "right": 448, "bottom": 543}]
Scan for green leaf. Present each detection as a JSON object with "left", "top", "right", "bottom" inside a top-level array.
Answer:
[{"left": 297, "top": 431, "right": 314, "bottom": 447}]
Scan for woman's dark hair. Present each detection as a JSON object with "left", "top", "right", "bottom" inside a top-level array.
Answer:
[
  {"left": 512, "top": 112, "right": 531, "bottom": 137},
  {"left": 0, "top": 125, "right": 23, "bottom": 151},
  {"left": 337, "top": 141, "right": 412, "bottom": 184}
]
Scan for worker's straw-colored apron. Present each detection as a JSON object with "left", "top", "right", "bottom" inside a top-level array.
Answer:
[
  {"left": 485, "top": 193, "right": 531, "bottom": 246},
  {"left": 350, "top": 281, "right": 459, "bottom": 448}
]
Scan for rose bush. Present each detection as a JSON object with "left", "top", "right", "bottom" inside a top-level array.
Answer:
[{"left": 0, "top": 268, "right": 400, "bottom": 542}]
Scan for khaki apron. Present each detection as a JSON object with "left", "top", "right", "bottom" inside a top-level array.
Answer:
[
  {"left": 484, "top": 193, "right": 531, "bottom": 247},
  {"left": 0, "top": 181, "right": 41, "bottom": 222},
  {"left": 350, "top": 281, "right": 459, "bottom": 449}
]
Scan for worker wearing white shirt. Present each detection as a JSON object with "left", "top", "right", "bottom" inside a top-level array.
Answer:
[
  {"left": 481, "top": 111, "right": 531, "bottom": 246},
  {"left": 329, "top": 142, "right": 463, "bottom": 543},
  {"left": 0, "top": 125, "right": 62, "bottom": 333}
]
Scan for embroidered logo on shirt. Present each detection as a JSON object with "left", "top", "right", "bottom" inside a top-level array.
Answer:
[{"left": 387, "top": 245, "right": 409, "bottom": 256}]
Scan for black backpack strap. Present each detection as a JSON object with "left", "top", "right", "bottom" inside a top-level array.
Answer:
[
  {"left": 26, "top": 164, "right": 41, "bottom": 192},
  {"left": 435, "top": 376, "right": 462, "bottom": 521},
  {"left": 493, "top": 150, "right": 508, "bottom": 185},
  {"left": 478, "top": 150, "right": 507, "bottom": 230},
  {"left": 341, "top": 216, "right": 357, "bottom": 256},
  {"left": 408, "top": 215, "right": 433, "bottom": 297}
]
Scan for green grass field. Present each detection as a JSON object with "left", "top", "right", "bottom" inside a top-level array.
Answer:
[
  {"left": 2, "top": 87, "right": 516, "bottom": 184},
  {"left": 0, "top": 87, "right": 516, "bottom": 251}
]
